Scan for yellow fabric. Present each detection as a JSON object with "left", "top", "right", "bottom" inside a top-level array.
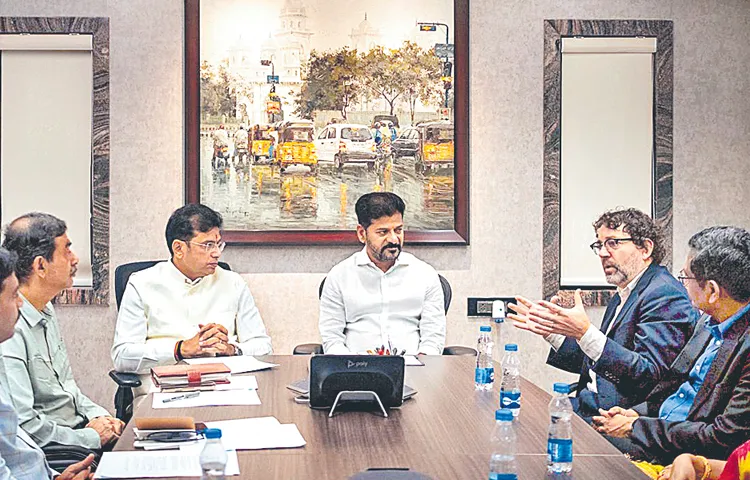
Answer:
[{"left": 632, "top": 460, "right": 665, "bottom": 479}]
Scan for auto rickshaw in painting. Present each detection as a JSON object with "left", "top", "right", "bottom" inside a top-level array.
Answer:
[
  {"left": 250, "top": 124, "right": 275, "bottom": 163},
  {"left": 273, "top": 120, "right": 317, "bottom": 173},
  {"left": 415, "top": 120, "right": 454, "bottom": 174}
]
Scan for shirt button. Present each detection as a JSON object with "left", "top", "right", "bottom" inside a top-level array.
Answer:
[{"left": 679, "top": 393, "right": 684, "bottom": 398}]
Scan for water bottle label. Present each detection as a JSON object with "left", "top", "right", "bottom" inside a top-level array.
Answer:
[
  {"left": 489, "top": 474, "right": 517, "bottom": 480},
  {"left": 547, "top": 438, "right": 573, "bottom": 463},
  {"left": 500, "top": 389, "right": 521, "bottom": 409},
  {"left": 475, "top": 367, "right": 495, "bottom": 384}
]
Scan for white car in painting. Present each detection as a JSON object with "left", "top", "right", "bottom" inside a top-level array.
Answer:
[{"left": 314, "top": 123, "right": 377, "bottom": 171}]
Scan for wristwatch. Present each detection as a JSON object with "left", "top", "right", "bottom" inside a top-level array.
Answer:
[{"left": 234, "top": 345, "right": 243, "bottom": 356}]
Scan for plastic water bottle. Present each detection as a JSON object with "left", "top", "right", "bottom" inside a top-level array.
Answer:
[
  {"left": 547, "top": 383, "right": 573, "bottom": 473},
  {"left": 200, "top": 428, "right": 227, "bottom": 480},
  {"left": 499, "top": 344, "right": 521, "bottom": 418},
  {"left": 489, "top": 409, "right": 518, "bottom": 480},
  {"left": 475, "top": 326, "right": 494, "bottom": 391}
]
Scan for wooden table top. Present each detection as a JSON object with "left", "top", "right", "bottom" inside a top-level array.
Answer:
[{"left": 114, "top": 355, "right": 647, "bottom": 479}]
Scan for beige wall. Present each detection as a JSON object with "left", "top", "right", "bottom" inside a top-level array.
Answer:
[{"left": 1, "top": 0, "right": 749, "bottom": 410}]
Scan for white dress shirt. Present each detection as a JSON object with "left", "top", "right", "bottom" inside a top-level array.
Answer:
[
  {"left": 112, "top": 261, "right": 273, "bottom": 377},
  {"left": 319, "top": 248, "right": 446, "bottom": 355},
  {"left": 545, "top": 267, "right": 648, "bottom": 393}
]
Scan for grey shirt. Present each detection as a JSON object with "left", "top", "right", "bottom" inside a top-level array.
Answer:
[{"left": 1, "top": 295, "right": 109, "bottom": 449}]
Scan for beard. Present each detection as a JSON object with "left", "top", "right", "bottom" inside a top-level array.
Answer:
[
  {"left": 602, "top": 253, "right": 642, "bottom": 287},
  {"left": 372, "top": 242, "right": 402, "bottom": 263}
]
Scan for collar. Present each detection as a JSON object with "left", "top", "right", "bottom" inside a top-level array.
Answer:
[
  {"left": 18, "top": 293, "right": 53, "bottom": 328},
  {"left": 166, "top": 259, "right": 205, "bottom": 287},
  {"left": 355, "top": 246, "right": 410, "bottom": 270},
  {"left": 706, "top": 302, "right": 750, "bottom": 341},
  {"left": 616, "top": 265, "right": 649, "bottom": 301}
]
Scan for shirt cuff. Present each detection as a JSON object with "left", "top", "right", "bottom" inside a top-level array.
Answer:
[
  {"left": 80, "top": 427, "right": 103, "bottom": 449},
  {"left": 417, "top": 345, "right": 442, "bottom": 356},
  {"left": 577, "top": 324, "right": 607, "bottom": 362},
  {"left": 544, "top": 333, "right": 566, "bottom": 351}
]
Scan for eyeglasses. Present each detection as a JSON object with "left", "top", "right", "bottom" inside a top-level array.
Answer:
[
  {"left": 677, "top": 274, "right": 697, "bottom": 285},
  {"left": 589, "top": 238, "right": 634, "bottom": 254},
  {"left": 189, "top": 240, "right": 226, "bottom": 253},
  {"left": 143, "top": 431, "right": 204, "bottom": 443}
]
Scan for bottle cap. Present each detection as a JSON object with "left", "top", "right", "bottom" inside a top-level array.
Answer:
[
  {"left": 204, "top": 428, "right": 222, "bottom": 439},
  {"left": 553, "top": 382, "right": 570, "bottom": 394},
  {"left": 495, "top": 409, "right": 514, "bottom": 421},
  {"left": 504, "top": 344, "right": 518, "bottom": 352},
  {"left": 480, "top": 326, "right": 491, "bottom": 332}
]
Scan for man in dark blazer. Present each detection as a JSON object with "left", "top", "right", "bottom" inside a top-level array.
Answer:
[
  {"left": 593, "top": 226, "right": 750, "bottom": 464},
  {"left": 510, "top": 209, "right": 696, "bottom": 419}
]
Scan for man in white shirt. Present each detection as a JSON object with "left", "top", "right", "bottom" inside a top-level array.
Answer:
[
  {"left": 0, "top": 246, "right": 96, "bottom": 480},
  {"left": 319, "top": 192, "right": 446, "bottom": 355},
  {"left": 111, "top": 204, "right": 272, "bottom": 384},
  {"left": 508, "top": 208, "right": 695, "bottom": 420}
]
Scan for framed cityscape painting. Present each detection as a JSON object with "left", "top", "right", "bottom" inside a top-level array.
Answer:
[{"left": 184, "top": 0, "right": 469, "bottom": 244}]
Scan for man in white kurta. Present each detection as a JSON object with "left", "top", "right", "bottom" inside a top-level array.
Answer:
[
  {"left": 111, "top": 204, "right": 272, "bottom": 388},
  {"left": 319, "top": 193, "right": 446, "bottom": 355}
]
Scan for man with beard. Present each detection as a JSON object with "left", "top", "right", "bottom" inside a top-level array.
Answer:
[
  {"left": 509, "top": 208, "right": 696, "bottom": 419},
  {"left": 1, "top": 213, "right": 123, "bottom": 451},
  {"left": 319, "top": 192, "right": 446, "bottom": 355}
]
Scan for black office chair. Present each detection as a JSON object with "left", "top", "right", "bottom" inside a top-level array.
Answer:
[
  {"left": 294, "top": 274, "right": 477, "bottom": 357},
  {"left": 109, "top": 260, "right": 231, "bottom": 423},
  {"left": 42, "top": 444, "right": 99, "bottom": 472}
]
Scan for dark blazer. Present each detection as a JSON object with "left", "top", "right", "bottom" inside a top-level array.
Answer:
[
  {"left": 627, "top": 307, "right": 750, "bottom": 464},
  {"left": 547, "top": 263, "right": 696, "bottom": 418}
]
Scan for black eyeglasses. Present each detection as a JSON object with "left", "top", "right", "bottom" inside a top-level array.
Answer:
[
  {"left": 589, "top": 238, "right": 635, "bottom": 254},
  {"left": 676, "top": 274, "right": 697, "bottom": 285},
  {"left": 143, "top": 431, "right": 204, "bottom": 443}
]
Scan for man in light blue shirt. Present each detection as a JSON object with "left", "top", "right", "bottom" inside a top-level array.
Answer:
[
  {"left": 0, "top": 247, "right": 95, "bottom": 479},
  {"left": 658, "top": 306, "right": 750, "bottom": 422}
]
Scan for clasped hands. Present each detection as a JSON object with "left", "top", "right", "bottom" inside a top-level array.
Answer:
[
  {"left": 592, "top": 406, "right": 638, "bottom": 438},
  {"left": 86, "top": 415, "right": 124, "bottom": 447},
  {"left": 180, "top": 323, "right": 236, "bottom": 358},
  {"left": 507, "top": 289, "right": 591, "bottom": 341}
]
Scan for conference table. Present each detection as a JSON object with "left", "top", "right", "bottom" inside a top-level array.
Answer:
[{"left": 115, "top": 355, "right": 649, "bottom": 479}]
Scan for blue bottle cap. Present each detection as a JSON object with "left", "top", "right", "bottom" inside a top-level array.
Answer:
[
  {"left": 495, "top": 409, "right": 514, "bottom": 421},
  {"left": 553, "top": 383, "right": 570, "bottom": 394},
  {"left": 204, "top": 428, "right": 222, "bottom": 439},
  {"left": 480, "top": 326, "right": 491, "bottom": 332},
  {"left": 504, "top": 344, "right": 518, "bottom": 351}
]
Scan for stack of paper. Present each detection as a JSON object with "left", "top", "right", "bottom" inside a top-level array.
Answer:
[
  {"left": 184, "top": 356, "right": 279, "bottom": 374},
  {"left": 181, "top": 417, "right": 306, "bottom": 452},
  {"left": 149, "top": 374, "right": 258, "bottom": 394},
  {"left": 152, "top": 388, "right": 261, "bottom": 409},
  {"left": 94, "top": 450, "right": 240, "bottom": 478}
]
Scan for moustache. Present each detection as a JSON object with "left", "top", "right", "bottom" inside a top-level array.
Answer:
[{"left": 381, "top": 243, "right": 402, "bottom": 253}]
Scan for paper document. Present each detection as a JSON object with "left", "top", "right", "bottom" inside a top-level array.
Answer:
[
  {"left": 180, "top": 417, "right": 306, "bottom": 451},
  {"left": 184, "top": 356, "right": 278, "bottom": 374},
  {"left": 404, "top": 355, "right": 424, "bottom": 366},
  {"left": 149, "top": 374, "right": 258, "bottom": 394},
  {"left": 94, "top": 449, "right": 240, "bottom": 478},
  {"left": 152, "top": 389, "right": 261, "bottom": 409}
]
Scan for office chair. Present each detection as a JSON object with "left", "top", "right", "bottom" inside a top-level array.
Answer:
[
  {"left": 109, "top": 260, "right": 231, "bottom": 423},
  {"left": 42, "top": 444, "right": 99, "bottom": 472},
  {"left": 294, "top": 274, "right": 477, "bottom": 357}
]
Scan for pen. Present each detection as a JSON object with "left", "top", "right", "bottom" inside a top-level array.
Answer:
[{"left": 162, "top": 391, "right": 200, "bottom": 403}]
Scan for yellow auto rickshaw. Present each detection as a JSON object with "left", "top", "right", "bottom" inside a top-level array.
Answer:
[
  {"left": 251, "top": 124, "right": 274, "bottom": 163},
  {"left": 415, "top": 120, "right": 454, "bottom": 174},
  {"left": 273, "top": 120, "right": 317, "bottom": 173}
]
